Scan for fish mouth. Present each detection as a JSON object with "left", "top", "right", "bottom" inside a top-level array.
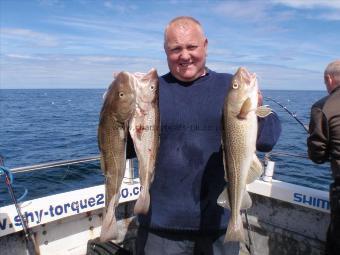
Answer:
[
  {"left": 249, "top": 74, "right": 258, "bottom": 91},
  {"left": 239, "top": 67, "right": 257, "bottom": 91}
]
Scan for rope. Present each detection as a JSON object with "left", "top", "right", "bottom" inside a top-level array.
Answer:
[
  {"left": 0, "top": 166, "right": 28, "bottom": 202},
  {"left": 0, "top": 166, "right": 13, "bottom": 184}
]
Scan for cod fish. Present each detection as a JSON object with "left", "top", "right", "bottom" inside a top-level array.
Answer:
[
  {"left": 129, "top": 68, "right": 160, "bottom": 215},
  {"left": 98, "top": 71, "right": 136, "bottom": 242},
  {"left": 218, "top": 67, "right": 271, "bottom": 243}
]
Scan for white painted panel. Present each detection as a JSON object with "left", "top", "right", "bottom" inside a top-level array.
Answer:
[
  {"left": 247, "top": 179, "right": 329, "bottom": 213},
  {"left": 0, "top": 180, "right": 140, "bottom": 237}
]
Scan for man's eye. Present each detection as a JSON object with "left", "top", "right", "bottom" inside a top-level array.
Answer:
[
  {"left": 188, "top": 45, "right": 198, "bottom": 50},
  {"left": 170, "top": 48, "right": 181, "bottom": 53}
]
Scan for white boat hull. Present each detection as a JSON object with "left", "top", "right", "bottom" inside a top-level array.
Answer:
[{"left": 1, "top": 177, "right": 329, "bottom": 254}]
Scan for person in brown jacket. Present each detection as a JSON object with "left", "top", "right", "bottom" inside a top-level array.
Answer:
[{"left": 307, "top": 60, "right": 340, "bottom": 255}]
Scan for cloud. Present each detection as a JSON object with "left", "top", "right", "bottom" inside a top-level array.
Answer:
[
  {"left": 315, "top": 12, "right": 340, "bottom": 21},
  {"left": 6, "top": 54, "right": 46, "bottom": 60},
  {"left": 212, "top": 1, "right": 269, "bottom": 22},
  {"left": 103, "top": 0, "right": 137, "bottom": 13},
  {"left": 1, "top": 28, "right": 59, "bottom": 47},
  {"left": 0, "top": 53, "right": 167, "bottom": 89},
  {"left": 272, "top": 0, "right": 340, "bottom": 9},
  {"left": 38, "top": 0, "right": 63, "bottom": 7},
  {"left": 42, "top": 15, "right": 163, "bottom": 55}
]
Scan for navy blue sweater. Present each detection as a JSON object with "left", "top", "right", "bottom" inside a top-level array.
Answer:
[{"left": 128, "top": 69, "right": 281, "bottom": 233}]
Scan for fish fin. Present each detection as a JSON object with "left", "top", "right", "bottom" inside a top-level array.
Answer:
[
  {"left": 217, "top": 188, "right": 231, "bottom": 209},
  {"left": 256, "top": 105, "right": 272, "bottom": 118},
  {"left": 246, "top": 154, "right": 263, "bottom": 184},
  {"left": 100, "top": 196, "right": 118, "bottom": 242},
  {"left": 241, "top": 191, "right": 252, "bottom": 209},
  {"left": 237, "top": 97, "right": 252, "bottom": 119},
  {"left": 133, "top": 185, "right": 150, "bottom": 215},
  {"left": 224, "top": 214, "right": 245, "bottom": 243}
]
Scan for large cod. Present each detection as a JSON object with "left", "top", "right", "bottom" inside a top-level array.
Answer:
[
  {"left": 129, "top": 68, "right": 160, "bottom": 215},
  {"left": 98, "top": 69, "right": 159, "bottom": 242},
  {"left": 218, "top": 67, "right": 271, "bottom": 243},
  {"left": 98, "top": 72, "right": 136, "bottom": 242}
]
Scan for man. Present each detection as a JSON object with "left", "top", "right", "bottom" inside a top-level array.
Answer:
[
  {"left": 307, "top": 60, "right": 340, "bottom": 255},
  {"left": 133, "top": 16, "right": 281, "bottom": 254}
]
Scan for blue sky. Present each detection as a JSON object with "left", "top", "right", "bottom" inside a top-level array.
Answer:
[{"left": 1, "top": 0, "right": 339, "bottom": 90}]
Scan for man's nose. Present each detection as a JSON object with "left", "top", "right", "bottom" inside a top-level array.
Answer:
[{"left": 179, "top": 49, "right": 190, "bottom": 60}]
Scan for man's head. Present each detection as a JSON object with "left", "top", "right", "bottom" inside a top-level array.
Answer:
[
  {"left": 164, "top": 16, "right": 208, "bottom": 82},
  {"left": 324, "top": 60, "right": 340, "bottom": 93}
]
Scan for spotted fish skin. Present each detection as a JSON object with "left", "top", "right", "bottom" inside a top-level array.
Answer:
[
  {"left": 218, "top": 67, "right": 270, "bottom": 243},
  {"left": 98, "top": 72, "right": 136, "bottom": 242}
]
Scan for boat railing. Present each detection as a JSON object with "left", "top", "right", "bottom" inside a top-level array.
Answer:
[
  {"left": 6, "top": 156, "right": 136, "bottom": 182},
  {"left": 6, "top": 150, "right": 309, "bottom": 181},
  {"left": 9, "top": 155, "right": 102, "bottom": 174},
  {"left": 265, "top": 150, "right": 309, "bottom": 160}
]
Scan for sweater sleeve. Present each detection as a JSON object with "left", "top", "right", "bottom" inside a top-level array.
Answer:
[
  {"left": 307, "top": 106, "right": 329, "bottom": 163},
  {"left": 256, "top": 111, "right": 281, "bottom": 152}
]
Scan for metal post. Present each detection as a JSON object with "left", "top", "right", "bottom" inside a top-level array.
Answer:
[
  {"left": 263, "top": 160, "right": 275, "bottom": 182},
  {"left": 123, "top": 159, "right": 134, "bottom": 184}
]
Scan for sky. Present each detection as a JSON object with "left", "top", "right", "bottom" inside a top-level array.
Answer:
[{"left": 1, "top": 0, "right": 340, "bottom": 90}]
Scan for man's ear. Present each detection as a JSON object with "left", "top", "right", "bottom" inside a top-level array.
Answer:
[
  {"left": 204, "top": 38, "right": 208, "bottom": 52},
  {"left": 325, "top": 74, "right": 335, "bottom": 93}
]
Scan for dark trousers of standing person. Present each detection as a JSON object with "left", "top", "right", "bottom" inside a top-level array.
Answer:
[
  {"left": 136, "top": 227, "right": 240, "bottom": 255},
  {"left": 326, "top": 179, "right": 340, "bottom": 255}
]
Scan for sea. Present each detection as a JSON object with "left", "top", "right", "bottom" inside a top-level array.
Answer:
[{"left": 0, "top": 89, "right": 331, "bottom": 207}]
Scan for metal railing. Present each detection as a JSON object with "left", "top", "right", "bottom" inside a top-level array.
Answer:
[
  {"left": 7, "top": 155, "right": 137, "bottom": 185},
  {"left": 9, "top": 155, "right": 101, "bottom": 174}
]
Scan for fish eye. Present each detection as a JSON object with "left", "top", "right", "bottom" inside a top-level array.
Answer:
[
  {"left": 150, "top": 85, "right": 154, "bottom": 91},
  {"left": 119, "top": 92, "right": 124, "bottom": 97},
  {"left": 232, "top": 82, "right": 239, "bottom": 89}
]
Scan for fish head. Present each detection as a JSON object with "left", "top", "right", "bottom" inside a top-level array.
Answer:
[
  {"left": 227, "top": 67, "right": 258, "bottom": 114},
  {"left": 135, "top": 68, "right": 159, "bottom": 106},
  {"left": 103, "top": 71, "right": 136, "bottom": 122}
]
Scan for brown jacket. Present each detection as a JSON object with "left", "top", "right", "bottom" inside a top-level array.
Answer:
[{"left": 307, "top": 86, "right": 340, "bottom": 178}]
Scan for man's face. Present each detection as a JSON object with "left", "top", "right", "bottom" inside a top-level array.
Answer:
[{"left": 164, "top": 23, "right": 207, "bottom": 82}]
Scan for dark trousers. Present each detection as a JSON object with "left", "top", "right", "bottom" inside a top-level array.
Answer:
[
  {"left": 325, "top": 223, "right": 340, "bottom": 255},
  {"left": 326, "top": 181, "right": 340, "bottom": 255},
  {"left": 136, "top": 227, "right": 240, "bottom": 255}
]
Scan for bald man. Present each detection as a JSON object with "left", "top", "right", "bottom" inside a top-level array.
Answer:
[
  {"left": 134, "top": 16, "right": 281, "bottom": 255},
  {"left": 308, "top": 60, "right": 340, "bottom": 255}
]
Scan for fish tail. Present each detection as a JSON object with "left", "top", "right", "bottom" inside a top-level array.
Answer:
[
  {"left": 133, "top": 185, "right": 150, "bottom": 215},
  {"left": 100, "top": 196, "right": 118, "bottom": 242},
  {"left": 224, "top": 215, "right": 245, "bottom": 243}
]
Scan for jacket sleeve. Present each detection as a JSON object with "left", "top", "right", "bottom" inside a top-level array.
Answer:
[
  {"left": 307, "top": 106, "right": 329, "bottom": 163},
  {"left": 256, "top": 111, "right": 281, "bottom": 152}
]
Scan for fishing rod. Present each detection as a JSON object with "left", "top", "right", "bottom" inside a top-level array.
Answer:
[
  {"left": 0, "top": 156, "right": 39, "bottom": 255},
  {"left": 264, "top": 96, "right": 309, "bottom": 134}
]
